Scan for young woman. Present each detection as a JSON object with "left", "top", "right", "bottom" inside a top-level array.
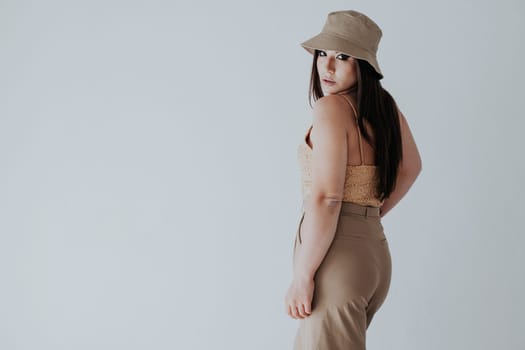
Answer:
[{"left": 284, "top": 10, "right": 422, "bottom": 349}]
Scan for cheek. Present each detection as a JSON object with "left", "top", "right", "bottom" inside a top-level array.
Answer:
[
  {"left": 337, "top": 67, "right": 354, "bottom": 82},
  {"left": 344, "top": 61, "right": 356, "bottom": 74},
  {"left": 316, "top": 59, "right": 323, "bottom": 71}
]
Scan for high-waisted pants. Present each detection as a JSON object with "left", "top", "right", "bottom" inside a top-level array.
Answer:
[{"left": 292, "top": 201, "right": 392, "bottom": 350}]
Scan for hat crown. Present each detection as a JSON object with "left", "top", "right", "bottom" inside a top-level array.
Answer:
[
  {"left": 300, "top": 9, "right": 384, "bottom": 79},
  {"left": 322, "top": 10, "right": 382, "bottom": 54}
]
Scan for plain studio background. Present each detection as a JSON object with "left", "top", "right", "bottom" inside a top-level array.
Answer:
[{"left": 1, "top": 0, "right": 524, "bottom": 349}]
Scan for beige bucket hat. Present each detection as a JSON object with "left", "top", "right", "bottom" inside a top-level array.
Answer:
[{"left": 300, "top": 10, "right": 384, "bottom": 79}]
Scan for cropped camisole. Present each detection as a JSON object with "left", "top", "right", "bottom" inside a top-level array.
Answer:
[{"left": 297, "top": 95, "right": 385, "bottom": 208}]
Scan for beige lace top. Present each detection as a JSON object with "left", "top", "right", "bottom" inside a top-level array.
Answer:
[{"left": 297, "top": 96, "right": 385, "bottom": 208}]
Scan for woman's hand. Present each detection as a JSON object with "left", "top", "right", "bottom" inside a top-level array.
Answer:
[{"left": 284, "top": 275, "right": 315, "bottom": 319}]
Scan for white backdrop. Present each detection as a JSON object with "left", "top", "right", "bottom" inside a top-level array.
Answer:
[{"left": 1, "top": 0, "right": 524, "bottom": 349}]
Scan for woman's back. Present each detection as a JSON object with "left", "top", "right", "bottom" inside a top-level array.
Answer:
[{"left": 297, "top": 94, "right": 384, "bottom": 207}]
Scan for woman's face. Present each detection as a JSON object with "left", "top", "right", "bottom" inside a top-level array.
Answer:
[{"left": 316, "top": 49, "right": 357, "bottom": 95}]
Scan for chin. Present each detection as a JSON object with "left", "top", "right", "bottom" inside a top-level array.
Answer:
[{"left": 323, "top": 89, "right": 341, "bottom": 96}]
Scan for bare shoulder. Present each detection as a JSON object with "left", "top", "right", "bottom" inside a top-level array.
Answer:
[
  {"left": 394, "top": 103, "right": 423, "bottom": 173},
  {"left": 311, "top": 95, "right": 351, "bottom": 127},
  {"left": 395, "top": 103, "right": 415, "bottom": 141},
  {"left": 395, "top": 103, "right": 408, "bottom": 127},
  {"left": 309, "top": 95, "right": 349, "bottom": 150}
]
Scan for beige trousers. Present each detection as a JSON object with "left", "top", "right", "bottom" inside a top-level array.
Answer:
[{"left": 292, "top": 201, "right": 392, "bottom": 350}]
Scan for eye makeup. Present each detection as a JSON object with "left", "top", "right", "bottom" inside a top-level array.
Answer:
[{"left": 317, "top": 50, "right": 351, "bottom": 60}]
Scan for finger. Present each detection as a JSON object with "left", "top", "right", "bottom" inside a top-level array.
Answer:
[
  {"left": 296, "top": 304, "right": 306, "bottom": 319},
  {"left": 292, "top": 306, "right": 301, "bottom": 319},
  {"left": 303, "top": 302, "right": 312, "bottom": 315},
  {"left": 298, "top": 303, "right": 309, "bottom": 318},
  {"left": 287, "top": 305, "right": 293, "bottom": 318},
  {"left": 295, "top": 304, "right": 304, "bottom": 318},
  {"left": 289, "top": 304, "right": 299, "bottom": 319}
]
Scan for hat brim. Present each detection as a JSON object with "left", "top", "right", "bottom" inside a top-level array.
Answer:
[{"left": 300, "top": 32, "right": 383, "bottom": 79}]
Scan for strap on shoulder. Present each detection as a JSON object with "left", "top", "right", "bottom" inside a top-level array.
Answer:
[{"left": 340, "top": 95, "right": 364, "bottom": 165}]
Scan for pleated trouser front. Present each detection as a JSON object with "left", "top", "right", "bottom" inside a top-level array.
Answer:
[{"left": 292, "top": 201, "right": 392, "bottom": 350}]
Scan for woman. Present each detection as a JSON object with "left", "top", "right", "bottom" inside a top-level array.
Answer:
[{"left": 284, "top": 10, "right": 422, "bottom": 349}]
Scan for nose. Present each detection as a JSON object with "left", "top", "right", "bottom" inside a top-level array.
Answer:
[{"left": 321, "top": 56, "right": 335, "bottom": 74}]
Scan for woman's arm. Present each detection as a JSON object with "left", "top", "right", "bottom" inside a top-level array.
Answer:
[
  {"left": 380, "top": 105, "right": 422, "bottom": 218},
  {"left": 293, "top": 95, "right": 349, "bottom": 280}
]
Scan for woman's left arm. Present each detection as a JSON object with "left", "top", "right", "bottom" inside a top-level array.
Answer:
[
  {"left": 293, "top": 95, "right": 348, "bottom": 281},
  {"left": 285, "top": 95, "right": 348, "bottom": 319}
]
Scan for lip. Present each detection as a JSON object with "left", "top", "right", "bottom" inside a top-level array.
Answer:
[{"left": 322, "top": 78, "right": 336, "bottom": 85}]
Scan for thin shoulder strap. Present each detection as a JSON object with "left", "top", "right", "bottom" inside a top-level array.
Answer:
[
  {"left": 305, "top": 124, "right": 313, "bottom": 144},
  {"left": 340, "top": 95, "right": 364, "bottom": 165}
]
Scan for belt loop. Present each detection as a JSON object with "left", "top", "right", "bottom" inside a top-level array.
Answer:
[{"left": 365, "top": 207, "right": 369, "bottom": 218}]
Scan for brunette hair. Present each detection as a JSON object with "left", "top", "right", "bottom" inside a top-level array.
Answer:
[{"left": 307, "top": 49, "right": 403, "bottom": 201}]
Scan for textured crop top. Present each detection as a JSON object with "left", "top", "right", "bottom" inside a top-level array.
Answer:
[{"left": 297, "top": 95, "right": 385, "bottom": 208}]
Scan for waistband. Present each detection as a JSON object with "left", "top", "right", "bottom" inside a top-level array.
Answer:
[{"left": 340, "top": 201, "right": 381, "bottom": 218}]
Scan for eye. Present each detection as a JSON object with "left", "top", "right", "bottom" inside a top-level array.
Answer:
[
  {"left": 317, "top": 50, "right": 326, "bottom": 56},
  {"left": 337, "top": 54, "right": 350, "bottom": 61}
]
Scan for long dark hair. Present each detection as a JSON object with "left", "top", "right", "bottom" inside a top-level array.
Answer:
[{"left": 307, "top": 49, "right": 402, "bottom": 201}]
